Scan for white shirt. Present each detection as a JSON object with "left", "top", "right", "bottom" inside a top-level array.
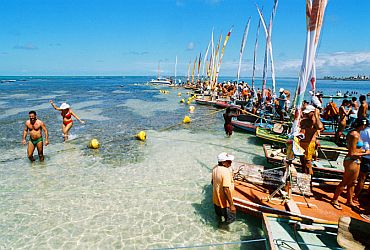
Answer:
[{"left": 361, "top": 127, "right": 370, "bottom": 159}]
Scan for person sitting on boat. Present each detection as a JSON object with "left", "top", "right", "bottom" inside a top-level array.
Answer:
[
  {"left": 358, "top": 95, "right": 368, "bottom": 120},
  {"left": 242, "top": 87, "right": 249, "bottom": 101},
  {"left": 50, "top": 100, "right": 85, "bottom": 141},
  {"left": 277, "top": 88, "right": 287, "bottom": 121},
  {"left": 223, "top": 107, "right": 238, "bottom": 137},
  {"left": 212, "top": 152, "right": 236, "bottom": 224},
  {"left": 299, "top": 105, "right": 324, "bottom": 176},
  {"left": 322, "top": 99, "right": 339, "bottom": 122},
  {"left": 354, "top": 119, "right": 370, "bottom": 204},
  {"left": 335, "top": 99, "right": 351, "bottom": 144},
  {"left": 332, "top": 118, "right": 370, "bottom": 210}
]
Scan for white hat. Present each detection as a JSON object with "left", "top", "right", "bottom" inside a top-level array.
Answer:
[
  {"left": 217, "top": 152, "right": 234, "bottom": 162},
  {"left": 279, "top": 88, "right": 284, "bottom": 92},
  {"left": 303, "top": 104, "right": 315, "bottom": 113},
  {"left": 60, "top": 103, "right": 70, "bottom": 109}
]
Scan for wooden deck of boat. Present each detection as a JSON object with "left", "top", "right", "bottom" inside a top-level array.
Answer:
[{"left": 234, "top": 180, "right": 369, "bottom": 223}]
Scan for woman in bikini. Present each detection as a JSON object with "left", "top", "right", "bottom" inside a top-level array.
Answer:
[
  {"left": 50, "top": 100, "right": 85, "bottom": 141},
  {"left": 331, "top": 118, "right": 370, "bottom": 210}
]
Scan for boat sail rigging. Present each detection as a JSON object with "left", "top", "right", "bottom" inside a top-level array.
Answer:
[{"left": 291, "top": 0, "right": 328, "bottom": 136}]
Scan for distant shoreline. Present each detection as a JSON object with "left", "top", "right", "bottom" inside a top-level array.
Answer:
[{"left": 321, "top": 76, "right": 370, "bottom": 81}]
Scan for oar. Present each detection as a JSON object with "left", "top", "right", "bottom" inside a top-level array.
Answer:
[{"left": 318, "top": 146, "right": 334, "bottom": 168}]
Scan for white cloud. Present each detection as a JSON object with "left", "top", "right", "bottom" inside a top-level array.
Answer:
[
  {"left": 212, "top": 51, "right": 370, "bottom": 77},
  {"left": 263, "top": 51, "right": 370, "bottom": 76},
  {"left": 187, "top": 42, "right": 195, "bottom": 51},
  {"left": 13, "top": 44, "right": 39, "bottom": 50}
]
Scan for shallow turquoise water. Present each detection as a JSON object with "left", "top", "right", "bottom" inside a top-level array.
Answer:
[
  {"left": 0, "top": 77, "right": 268, "bottom": 249},
  {"left": 1, "top": 76, "right": 369, "bottom": 249}
]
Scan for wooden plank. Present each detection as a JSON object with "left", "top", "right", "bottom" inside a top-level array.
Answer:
[
  {"left": 285, "top": 199, "right": 301, "bottom": 215},
  {"left": 262, "top": 214, "right": 276, "bottom": 250}
]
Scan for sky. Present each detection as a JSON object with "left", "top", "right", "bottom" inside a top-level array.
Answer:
[{"left": 0, "top": 0, "right": 370, "bottom": 77}]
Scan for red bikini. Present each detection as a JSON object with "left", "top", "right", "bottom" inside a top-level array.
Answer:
[{"left": 62, "top": 110, "right": 73, "bottom": 126}]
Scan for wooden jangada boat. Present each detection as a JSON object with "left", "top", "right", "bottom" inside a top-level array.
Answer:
[
  {"left": 262, "top": 213, "right": 340, "bottom": 250},
  {"left": 262, "top": 214, "right": 370, "bottom": 250},
  {"left": 256, "top": 126, "right": 348, "bottom": 154},
  {"left": 232, "top": 161, "right": 369, "bottom": 224},
  {"left": 263, "top": 144, "right": 345, "bottom": 180}
]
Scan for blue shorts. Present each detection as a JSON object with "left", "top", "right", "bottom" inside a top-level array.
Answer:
[{"left": 360, "top": 157, "right": 370, "bottom": 173}]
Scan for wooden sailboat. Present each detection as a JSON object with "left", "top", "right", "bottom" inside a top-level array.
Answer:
[
  {"left": 262, "top": 213, "right": 340, "bottom": 249},
  {"left": 232, "top": 162, "right": 369, "bottom": 224}
]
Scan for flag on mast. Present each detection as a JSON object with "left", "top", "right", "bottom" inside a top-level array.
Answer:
[
  {"left": 216, "top": 27, "right": 233, "bottom": 82},
  {"left": 237, "top": 17, "right": 251, "bottom": 83},
  {"left": 291, "top": 0, "right": 328, "bottom": 136}
]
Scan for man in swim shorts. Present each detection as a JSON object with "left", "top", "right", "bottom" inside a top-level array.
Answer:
[
  {"left": 22, "top": 111, "right": 49, "bottom": 161},
  {"left": 299, "top": 105, "right": 324, "bottom": 175}
]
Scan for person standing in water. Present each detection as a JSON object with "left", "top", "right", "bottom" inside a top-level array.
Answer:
[
  {"left": 50, "top": 100, "right": 85, "bottom": 141},
  {"left": 223, "top": 107, "right": 237, "bottom": 137},
  {"left": 22, "top": 111, "right": 49, "bottom": 161},
  {"left": 212, "top": 152, "right": 236, "bottom": 224}
]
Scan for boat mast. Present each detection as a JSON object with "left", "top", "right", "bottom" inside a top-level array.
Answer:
[
  {"left": 291, "top": 0, "right": 328, "bottom": 135},
  {"left": 251, "top": 8, "right": 263, "bottom": 99},
  {"left": 237, "top": 17, "right": 251, "bottom": 83},
  {"left": 175, "top": 56, "right": 177, "bottom": 84}
]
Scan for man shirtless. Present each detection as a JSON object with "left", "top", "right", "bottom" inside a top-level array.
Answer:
[
  {"left": 299, "top": 105, "right": 324, "bottom": 175},
  {"left": 22, "top": 111, "right": 49, "bottom": 161},
  {"left": 358, "top": 95, "right": 368, "bottom": 119}
]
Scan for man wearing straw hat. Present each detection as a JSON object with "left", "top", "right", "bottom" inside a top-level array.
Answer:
[{"left": 212, "top": 152, "right": 236, "bottom": 224}]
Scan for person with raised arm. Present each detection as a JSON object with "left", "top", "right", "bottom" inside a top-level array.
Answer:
[{"left": 50, "top": 100, "right": 85, "bottom": 141}]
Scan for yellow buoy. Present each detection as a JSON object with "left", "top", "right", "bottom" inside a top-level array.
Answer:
[
  {"left": 189, "top": 106, "right": 195, "bottom": 112},
  {"left": 88, "top": 139, "right": 100, "bottom": 149},
  {"left": 177, "top": 92, "right": 182, "bottom": 96},
  {"left": 180, "top": 99, "right": 185, "bottom": 103},
  {"left": 186, "top": 101, "right": 191, "bottom": 105},
  {"left": 183, "top": 116, "right": 191, "bottom": 123},
  {"left": 136, "top": 131, "right": 146, "bottom": 141}
]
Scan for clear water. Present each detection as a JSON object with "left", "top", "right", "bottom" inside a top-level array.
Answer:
[{"left": 0, "top": 76, "right": 369, "bottom": 249}]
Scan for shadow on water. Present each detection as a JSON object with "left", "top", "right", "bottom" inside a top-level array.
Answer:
[{"left": 192, "top": 184, "right": 265, "bottom": 250}]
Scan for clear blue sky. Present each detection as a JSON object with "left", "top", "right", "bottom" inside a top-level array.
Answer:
[{"left": 0, "top": 0, "right": 369, "bottom": 77}]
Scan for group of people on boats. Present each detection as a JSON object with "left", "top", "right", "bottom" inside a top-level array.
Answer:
[
  {"left": 214, "top": 83, "right": 370, "bottom": 222},
  {"left": 22, "top": 101, "right": 84, "bottom": 161}
]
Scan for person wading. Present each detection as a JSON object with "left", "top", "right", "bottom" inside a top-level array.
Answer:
[
  {"left": 212, "top": 152, "right": 236, "bottom": 224},
  {"left": 223, "top": 107, "right": 237, "bottom": 137},
  {"left": 50, "top": 100, "right": 85, "bottom": 141},
  {"left": 22, "top": 111, "right": 49, "bottom": 161}
]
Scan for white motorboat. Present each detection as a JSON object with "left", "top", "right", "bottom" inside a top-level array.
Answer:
[{"left": 150, "top": 78, "right": 171, "bottom": 85}]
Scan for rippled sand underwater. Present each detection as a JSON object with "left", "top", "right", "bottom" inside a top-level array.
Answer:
[{"left": 0, "top": 77, "right": 266, "bottom": 249}]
